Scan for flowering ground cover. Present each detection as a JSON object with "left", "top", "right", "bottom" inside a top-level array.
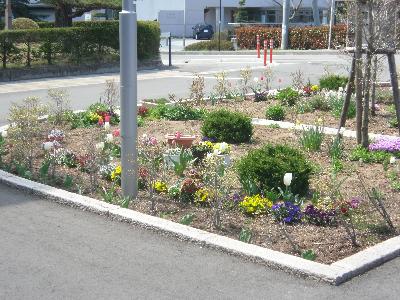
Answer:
[{"left": 1, "top": 74, "right": 399, "bottom": 264}]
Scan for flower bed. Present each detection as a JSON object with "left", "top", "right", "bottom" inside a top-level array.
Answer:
[{"left": 1, "top": 73, "right": 399, "bottom": 265}]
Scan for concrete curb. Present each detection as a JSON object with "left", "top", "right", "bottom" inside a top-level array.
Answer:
[
  {"left": 252, "top": 118, "right": 398, "bottom": 140},
  {"left": 0, "top": 167, "right": 398, "bottom": 285}
]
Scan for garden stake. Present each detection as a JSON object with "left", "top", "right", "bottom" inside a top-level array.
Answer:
[{"left": 257, "top": 34, "right": 260, "bottom": 58}]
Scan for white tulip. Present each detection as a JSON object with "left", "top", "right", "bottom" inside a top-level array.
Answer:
[
  {"left": 1, "top": 130, "right": 7, "bottom": 138},
  {"left": 104, "top": 122, "right": 110, "bottom": 130},
  {"left": 283, "top": 173, "right": 293, "bottom": 187},
  {"left": 105, "top": 134, "right": 113, "bottom": 143},
  {"left": 95, "top": 142, "right": 105, "bottom": 151},
  {"left": 43, "top": 142, "right": 54, "bottom": 151},
  {"left": 390, "top": 156, "right": 396, "bottom": 164}
]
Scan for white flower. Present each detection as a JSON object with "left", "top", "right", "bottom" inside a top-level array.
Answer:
[
  {"left": 213, "top": 149, "right": 221, "bottom": 156},
  {"left": 253, "top": 77, "right": 259, "bottom": 83},
  {"left": 1, "top": 130, "right": 7, "bottom": 138},
  {"left": 104, "top": 122, "right": 110, "bottom": 130},
  {"left": 283, "top": 173, "right": 293, "bottom": 187},
  {"left": 43, "top": 142, "right": 54, "bottom": 151},
  {"left": 95, "top": 142, "right": 105, "bottom": 151},
  {"left": 390, "top": 156, "right": 396, "bottom": 164},
  {"left": 142, "top": 133, "right": 148, "bottom": 139},
  {"left": 114, "top": 109, "right": 121, "bottom": 117},
  {"left": 105, "top": 134, "right": 113, "bottom": 143}
]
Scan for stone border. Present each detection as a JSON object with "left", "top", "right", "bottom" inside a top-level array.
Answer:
[{"left": 0, "top": 122, "right": 399, "bottom": 286}]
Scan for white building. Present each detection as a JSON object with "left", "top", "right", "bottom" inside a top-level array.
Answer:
[{"left": 136, "top": 0, "right": 333, "bottom": 37}]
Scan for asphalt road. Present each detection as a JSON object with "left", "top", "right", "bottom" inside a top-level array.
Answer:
[
  {"left": 0, "top": 52, "right": 374, "bottom": 126},
  {"left": 1, "top": 183, "right": 400, "bottom": 300}
]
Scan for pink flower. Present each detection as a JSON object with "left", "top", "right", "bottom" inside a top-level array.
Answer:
[
  {"left": 175, "top": 131, "right": 182, "bottom": 139},
  {"left": 149, "top": 137, "right": 157, "bottom": 145},
  {"left": 98, "top": 117, "right": 104, "bottom": 126},
  {"left": 112, "top": 129, "right": 120, "bottom": 137},
  {"left": 104, "top": 115, "right": 111, "bottom": 122},
  {"left": 260, "top": 76, "right": 264, "bottom": 81}
]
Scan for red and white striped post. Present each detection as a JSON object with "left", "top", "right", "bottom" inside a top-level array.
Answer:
[
  {"left": 256, "top": 35, "right": 260, "bottom": 58},
  {"left": 263, "top": 40, "right": 268, "bottom": 66},
  {"left": 269, "top": 39, "right": 274, "bottom": 64}
]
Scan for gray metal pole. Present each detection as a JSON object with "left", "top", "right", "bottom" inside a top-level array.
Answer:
[
  {"left": 328, "top": 0, "right": 335, "bottom": 50},
  {"left": 120, "top": 0, "right": 138, "bottom": 198},
  {"left": 218, "top": 0, "right": 221, "bottom": 51},
  {"left": 183, "top": 0, "right": 186, "bottom": 47},
  {"left": 281, "top": 0, "right": 289, "bottom": 50}
]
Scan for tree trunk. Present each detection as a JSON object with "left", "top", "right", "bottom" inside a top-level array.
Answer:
[
  {"left": 55, "top": 5, "right": 73, "bottom": 27},
  {"left": 312, "top": 0, "right": 321, "bottom": 26},
  {"left": 361, "top": 1, "right": 374, "bottom": 148},
  {"left": 371, "top": 55, "right": 378, "bottom": 116},
  {"left": 5, "top": 0, "right": 12, "bottom": 30},
  {"left": 355, "top": 0, "right": 364, "bottom": 144},
  {"left": 281, "top": 0, "right": 290, "bottom": 49}
]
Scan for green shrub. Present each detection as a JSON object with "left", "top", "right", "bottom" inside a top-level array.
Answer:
[
  {"left": 0, "top": 21, "right": 160, "bottom": 69},
  {"left": 319, "top": 75, "right": 348, "bottom": 91},
  {"left": 236, "top": 144, "right": 313, "bottom": 196},
  {"left": 266, "top": 105, "right": 285, "bottom": 121},
  {"left": 185, "top": 40, "right": 234, "bottom": 51},
  {"left": 201, "top": 109, "right": 253, "bottom": 144},
  {"left": 276, "top": 88, "right": 300, "bottom": 106}
]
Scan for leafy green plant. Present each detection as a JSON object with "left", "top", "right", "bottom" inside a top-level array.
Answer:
[
  {"left": 319, "top": 75, "right": 348, "bottom": 91},
  {"left": 201, "top": 109, "right": 253, "bottom": 144},
  {"left": 239, "top": 228, "right": 252, "bottom": 243},
  {"left": 63, "top": 175, "right": 74, "bottom": 189},
  {"left": 349, "top": 146, "right": 391, "bottom": 164},
  {"left": 328, "top": 95, "right": 356, "bottom": 118},
  {"left": 276, "top": 88, "right": 300, "bottom": 106},
  {"left": 302, "top": 249, "right": 317, "bottom": 261},
  {"left": 236, "top": 144, "right": 313, "bottom": 196},
  {"left": 266, "top": 105, "right": 285, "bottom": 121},
  {"left": 308, "top": 95, "right": 330, "bottom": 111},
  {"left": 329, "top": 137, "right": 344, "bottom": 173},
  {"left": 180, "top": 213, "right": 196, "bottom": 225},
  {"left": 39, "top": 159, "right": 51, "bottom": 180},
  {"left": 172, "top": 149, "right": 194, "bottom": 177},
  {"left": 298, "top": 124, "right": 324, "bottom": 152}
]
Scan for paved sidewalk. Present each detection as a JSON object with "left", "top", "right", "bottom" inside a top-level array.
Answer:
[{"left": 1, "top": 183, "right": 399, "bottom": 299}]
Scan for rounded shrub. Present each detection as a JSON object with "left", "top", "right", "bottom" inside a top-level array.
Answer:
[
  {"left": 236, "top": 144, "right": 313, "bottom": 196},
  {"left": 266, "top": 105, "right": 285, "bottom": 121},
  {"left": 319, "top": 75, "right": 348, "bottom": 91},
  {"left": 12, "top": 18, "right": 39, "bottom": 30},
  {"left": 201, "top": 109, "right": 253, "bottom": 144}
]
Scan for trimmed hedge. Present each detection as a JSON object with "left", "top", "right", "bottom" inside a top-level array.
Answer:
[
  {"left": 0, "top": 21, "right": 160, "bottom": 68},
  {"left": 235, "top": 25, "right": 347, "bottom": 50},
  {"left": 185, "top": 40, "right": 234, "bottom": 51}
]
